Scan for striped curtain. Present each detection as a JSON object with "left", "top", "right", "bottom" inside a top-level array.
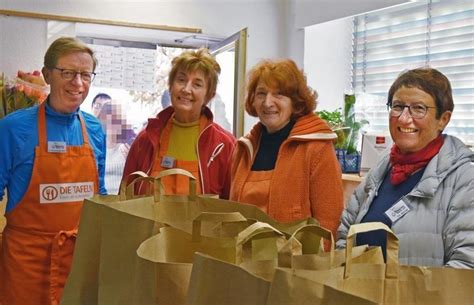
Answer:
[{"left": 352, "top": 0, "right": 474, "bottom": 146}]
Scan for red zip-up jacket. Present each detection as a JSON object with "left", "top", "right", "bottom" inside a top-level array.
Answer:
[{"left": 122, "top": 106, "right": 236, "bottom": 198}]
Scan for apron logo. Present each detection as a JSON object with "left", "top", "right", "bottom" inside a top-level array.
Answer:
[
  {"left": 42, "top": 186, "right": 59, "bottom": 201},
  {"left": 40, "top": 182, "right": 94, "bottom": 204}
]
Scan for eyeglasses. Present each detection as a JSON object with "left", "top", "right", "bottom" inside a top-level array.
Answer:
[
  {"left": 52, "top": 67, "right": 96, "bottom": 83},
  {"left": 387, "top": 102, "right": 436, "bottom": 119}
]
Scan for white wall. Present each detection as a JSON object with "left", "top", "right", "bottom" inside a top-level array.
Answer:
[
  {"left": 304, "top": 17, "right": 353, "bottom": 112},
  {"left": 0, "top": 16, "right": 49, "bottom": 77},
  {"left": 0, "top": 0, "right": 410, "bottom": 133},
  {"left": 287, "top": 0, "right": 408, "bottom": 67},
  {"left": 0, "top": 0, "right": 285, "bottom": 70}
]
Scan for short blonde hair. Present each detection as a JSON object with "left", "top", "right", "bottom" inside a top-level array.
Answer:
[
  {"left": 245, "top": 59, "right": 316, "bottom": 119},
  {"left": 44, "top": 37, "right": 97, "bottom": 71},
  {"left": 168, "top": 48, "right": 221, "bottom": 103}
]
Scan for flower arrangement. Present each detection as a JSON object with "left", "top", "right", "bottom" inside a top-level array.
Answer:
[{"left": 1, "top": 70, "right": 49, "bottom": 118}]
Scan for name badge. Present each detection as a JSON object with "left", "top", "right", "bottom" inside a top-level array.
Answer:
[
  {"left": 48, "top": 141, "right": 67, "bottom": 153},
  {"left": 385, "top": 200, "right": 410, "bottom": 223},
  {"left": 39, "top": 182, "right": 94, "bottom": 204},
  {"left": 161, "top": 156, "right": 176, "bottom": 169}
]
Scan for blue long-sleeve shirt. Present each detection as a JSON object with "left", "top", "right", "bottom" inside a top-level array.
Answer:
[{"left": 0, "top": 102, "right": 107, "bottom": 213}]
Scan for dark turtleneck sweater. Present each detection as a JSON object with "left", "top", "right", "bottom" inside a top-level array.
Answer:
[{"left": 251, "top": 120, "right": 296, "bottom": 171}]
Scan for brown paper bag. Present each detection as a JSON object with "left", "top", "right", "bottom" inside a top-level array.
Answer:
[
  {"left": 278, "top": 223, "right": 383, "bottom": 270},
  {"left": 136, "top": 216, "right": 284, "bottom": 305},
  {"left": 186, "top": 221, "right": 286, "bottom": 305},
  {"left": 129, "top": 169, "right": 320, "bottom": 237},
  {"left": 62, "top": 170, "right": 217, "bottom": 305},
  {"left": 186, "top": 225, "right": 377, "bottom": 305},
  {"left": 270, "top": 222, "right": 474, "bottom": 305},
  {"left": 60, "top": 198, "right": 158, "bottom": 305},
  {"left": 268, "top": 268, "right": 378, "bottom": 305},
  {"left": 62, "top": 168, "right": 319, "bottom": 305},
  {"left": 61, "top": 172, "right": 162, "bottom": 305},
  {"left": 193, "top": 195, "right": 319, "bottom": 236},
  {"left": 187, "top": 253, "right": 272, "bottom": 305},
  {"left": 96, "top": 170, "right": 219, "bottom": 305}
]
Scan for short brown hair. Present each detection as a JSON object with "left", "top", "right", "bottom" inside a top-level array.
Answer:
[
  {"left": 168, "top": 48, "right": 221, "bottom": 103},
  {"left": 245, "top": 59, "right": 316, "bottom": 119},
  {"left": 44, "top": 37, "right": 97, "bottom": 71},
  {"left": 388, "top": 67, "right": 453, "bottom": 119}
]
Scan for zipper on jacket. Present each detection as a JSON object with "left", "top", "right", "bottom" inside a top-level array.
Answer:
[
  {"left": 207, "top": 143, "right": 225, "bottom": 167},
  {"left": 196, "top": 124, "right": 212, "bottom": 193}
]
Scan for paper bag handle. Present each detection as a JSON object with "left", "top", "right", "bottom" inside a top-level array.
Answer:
[
  {"left": 291, "top": 224, "right": 334, "bottom": 251},
  {"left": 119, "top": 171, "right": 152, "bottom": 200},
  {"left": 345, "top": 222, "right": 399, "bottom": 279},
  {"left": 278, "top": 224, "right": 335, "bottom": 267},
  {"left": 236, "top": 222, "right": 284, "bottom": 246},
  {"left": 192, "top": 212, "right": 247, "bottom": 241},
  {"left": 123, "top": 169, "right": 197, "bottom": 200},
  {"left": 236, "top": 221, "right": 285, "bottom": 264},
  {"left": 125, "top": 176, "right": 165, "bottom": 201},
  {"left": 154, "top": 168, "right": 197, "bottom": 197}
]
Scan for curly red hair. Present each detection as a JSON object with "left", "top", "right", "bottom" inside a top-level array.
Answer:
[{"left": 245, "top": 59, "right": 317, "bottom": 119}]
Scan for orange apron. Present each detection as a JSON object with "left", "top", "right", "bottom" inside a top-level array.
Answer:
[
  {"left": 239, "top": 170, "right": 273, "bottom": 214},
  {"left": 150, "top": 117, "right": 202, "bottom": 195},
  {"left": 1, "top": 103, "right": 99, "bottom": 305}
]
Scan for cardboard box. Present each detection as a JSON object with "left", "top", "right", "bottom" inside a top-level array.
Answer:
[{"left": 360, "top": 133, "right": 393, "bottom": 176}]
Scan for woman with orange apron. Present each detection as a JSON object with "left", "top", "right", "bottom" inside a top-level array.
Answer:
[{"left": 122, "top": 49, "right": 236, "bottom": 198}]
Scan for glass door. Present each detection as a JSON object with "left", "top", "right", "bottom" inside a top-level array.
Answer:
[{"left": 209, "top": 28, "right": 247, "bottom": 137}]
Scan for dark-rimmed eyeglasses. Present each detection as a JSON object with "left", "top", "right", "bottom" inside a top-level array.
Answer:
[
  {"left": 386, "top": 102, "right": 436, "bottom": 119},
  {"left": 53, "top": 67, "right": 96, "bottom": 83}
]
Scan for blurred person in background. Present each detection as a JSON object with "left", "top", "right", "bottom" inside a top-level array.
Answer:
[
  {"left": 96, "top": 100, "right": 136, "bottom": 194},
  {"left": 208, "top": 93, "right": 232, "bottom": 132},
  {"left": 230, "top": 59, "right": 344, "bottom": 238},
  {"left": 337, "top": 67, "right": 474, "bottom": 268},
  {"left": 122, "top": 48, "right": 236, "bottom": 198},
  {"left": 91, "top": 92, "right": 112, "bottom": 117},
  {"left": 161, "top": 89, "right": 171, "bottom": 109}
]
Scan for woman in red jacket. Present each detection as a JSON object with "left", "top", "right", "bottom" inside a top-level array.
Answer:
[
  {"left": 230, "top": 59, "right": 343, "bottom": 237},
  {"left": 122, "top": 49, "right": 236, "bottom": 198}
]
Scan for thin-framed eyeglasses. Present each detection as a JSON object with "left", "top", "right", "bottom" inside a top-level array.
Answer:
[
  {"left": 52, "top": 67, "right": 96, "bottom": 83},
  {"left": 386, "top": 102, "right": 436, "bottom": 119}
]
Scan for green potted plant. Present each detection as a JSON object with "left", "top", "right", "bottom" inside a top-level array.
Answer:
[
  {"left": 317, "top": 108, "right": 347, "bottom": 149},
  {"left": 317, "top": 94, "right": 367, "bottom": 173}
]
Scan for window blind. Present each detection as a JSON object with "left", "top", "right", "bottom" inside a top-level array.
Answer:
[{"left": 352, "top": 0, "right": 474, "bottom": 146}]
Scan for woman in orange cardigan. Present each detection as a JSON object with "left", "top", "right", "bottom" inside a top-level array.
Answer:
[{"left": 230, "top": 59, "right": 344, "bottom": 237}]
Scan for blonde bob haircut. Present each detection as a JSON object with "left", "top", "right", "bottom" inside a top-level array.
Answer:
[
  {"left": 245, "top": 59, "right": 317, "bottom": 119},
  {"left": 168, "top": 48, "right": 221, "bottom": 103},
  {"left": 44, "top": 37, "right": 97, "bottom": 71}
]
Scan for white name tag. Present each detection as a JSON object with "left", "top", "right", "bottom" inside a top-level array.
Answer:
[
  {"left": 48, "top": 141, "right": 67, "bottom": 153},
  {"left": 39, "top": 182, "right": 94, "bottom": 203},
  {"left": 161, "top": 156, "right": 176, "bottom": 169},
  {"left": 385, "top": 200, "right": 411, "bottom": 223}
]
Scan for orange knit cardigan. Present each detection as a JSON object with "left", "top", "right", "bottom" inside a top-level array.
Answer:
[{"left": 230, "top": 113, "right": 344, "bottom": 238}]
